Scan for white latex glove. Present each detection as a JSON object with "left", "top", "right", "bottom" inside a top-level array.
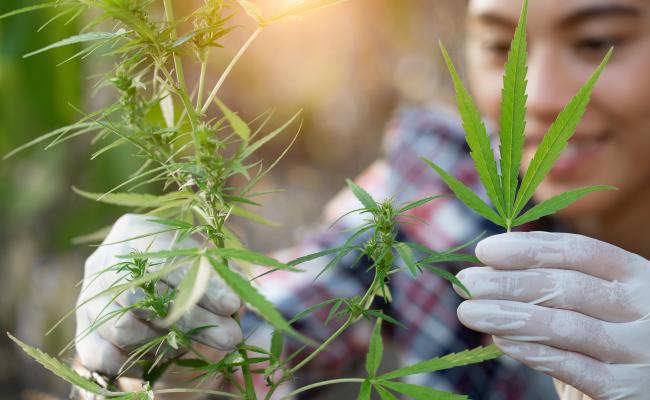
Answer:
[
  {"left": 455, "top": 232, "right": 650, "bottom": 400},
  {"left": 75, "top": 213, "right": 243, "bottom": 379}
]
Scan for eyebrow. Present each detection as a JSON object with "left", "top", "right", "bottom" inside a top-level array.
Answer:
[
  {"left": 561, "top": 4, "right": 642, "bottom": 26},
  {"left": 471, "top": 4, "right": 642, "bottom": 30}
]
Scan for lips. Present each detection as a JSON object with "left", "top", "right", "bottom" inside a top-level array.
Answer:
[
  {"left": 523, "top": 130, "right": 613, "bottom": 180},
  {"left": 523, "top": 130, "right": 611, "bottom": 148}
]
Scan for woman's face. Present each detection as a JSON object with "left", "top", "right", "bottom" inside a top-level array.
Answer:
[{"left": 466, "top": 0, "right": 650, "bottom": 219}]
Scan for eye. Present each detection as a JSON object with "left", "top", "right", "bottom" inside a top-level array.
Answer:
[
  {"left": 480, "top": 39, "right": 511, "bottom": 61},
  {"left": 575, "top": 36, "right": 621, "bottom": 56},
  {"left": 484, "top": 40, "right": 510, "bottom": 54}
]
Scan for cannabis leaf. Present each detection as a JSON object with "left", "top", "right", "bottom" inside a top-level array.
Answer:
[
  {"left": 512, "top": 50, "right": 613, "bottom": 217},
  {"left": 346, "top": 178, "right": 378, "bottom": 210},
  {"left": 7, "top": 333, "right": 125, "bottom": 398},
  {"left": 498, "top": 0, "right": 528, "bottom": 220},
  {"left": 216, "top": 98, "right": 251, "bottom": 142},
  {"left": 378, "top": 345, "right": 502, "bottom": 380},
  {"left": 429, "top": 0, "right": 615, "bottom": 231},
  {"left": 365, "top": 319, "right": 384, "bottom": 377},
  {"left": 161, "top": 257, "right": 211, "bottom": 326},
  {"left": 207, "top": 257, "right": 316, "bottom": 346}
]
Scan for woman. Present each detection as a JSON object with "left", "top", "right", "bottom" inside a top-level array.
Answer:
[{"left": 74, "top": 0, "right": 650, "bottom": 398}]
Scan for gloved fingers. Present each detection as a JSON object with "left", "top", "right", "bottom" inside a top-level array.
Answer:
[
  {"left": 115, "top": 273, "right": 240, "bottom": 323},
  {"left": 454, "top": 267, "right": 640, "bottom": 322},
  {"left": 75, "top": 312, "right": 143, "bottom": 377},
  {"left": 492, "top": 337, "right": 613, "bottom": 399},
  {"left": 115, "top": 282, "right": 171, "bottom": 322},
  {"left": 85, "top": 213, "right": 199, "bottom": 280},
  {"left": 457, "top": 299, "right": 643, "bottom": 364},
  {"left": 475, "top": 232, "right": 648, "bottom": 281},
  {"left": 158, "top": 263, "right": 241, "bottom": 317},
  {"left": 103, "top": 215, "right": 240, "bottom": 317},
  {"left": 103, "top": 214, "right": 187, "bottom": 251},
  {"left": 161, "top": 305, "right": 242, "bottom": 351},
  {"left": 81, "top": 294, "right": 162, "bottom": 351}
]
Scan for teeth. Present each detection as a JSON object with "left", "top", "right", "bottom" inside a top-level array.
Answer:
[
  {"left": 566, "top": 138, "right": 604, "bottom": 151},
  {"left": 563, "top": 143, "right": 579, "bottom": 155}
]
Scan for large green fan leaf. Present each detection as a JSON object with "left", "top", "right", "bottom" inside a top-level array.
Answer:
[
  {"left": 513, "top": 49, "right": 613, "bottom": 216},
  {"left": 423, "top": 158, "right": 503, "bottom": 227},
  {"left": 499, "top": 0, "right": 528, "bottom": 222},
  {"left": 513, "top": 185, "right": 616, "bottom": 226},
  {"left": 378, "top": 345, "right": 502, "bottom": 380},
  {"left": 207, "top": 257, "right": 315, "bottom": 346},
  {"left": 439, "top": 42, "right": 505, "bottom": 218},
  {"left": 8, "top": 333, "right": 125, "bottom": 397}
]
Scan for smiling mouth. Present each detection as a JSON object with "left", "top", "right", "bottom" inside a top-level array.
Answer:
[
  {"left": 524, "top": 131, "right": 612, "bottom": 149},
  {"left": 523, "top": 131, "right": 613, "bottom": 180}
]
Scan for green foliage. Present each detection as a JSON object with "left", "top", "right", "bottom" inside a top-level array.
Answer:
[
  {"left": 422, "top": 158, "right": 503, "bottom": 226},
  {"left": 7, "top": 333, "right": 126, "bottom": 398},
  {"left": 514, "top": 185, "right": 616, "bottom": 226},
  {"left": 216, "top": 98, "right": 251, "bottom": 142},
  {"left": 394, "top": 242, "right": 418, "bottom": 278},
  {"left": 161, "top": 257, "right": 210, "bottom": 325},
  {"left": 23, "top": 30, "right": 127, "bottom": 58},
  {"left": 7, "top": 0, "right": 601, "bottom": 399},
  {"left": 438, "top": 42, "right": 504, "bottom": 217},
  {"left": 498, "top": 0, "right": 528, "bottom": 219},
  {"left": 377, "top": 381, "right": 466, "bottom": 400},
  {"left": 346, "top": 178, "right": 378, "bottom": 210},
  {"left": 365, "top": 319, "right": 383, "bottom": 377},
  {"left": 347, "top": 340, "right": 500, "bottom": 400},
  {"left": 207, "top": 257, "right": 315, "bottom": 346},
  {"left": 512, "top": 50, "right": 613, "bottom": 217},
  {"left": 378, "top": 345, "right": 502, "bottom": 380},
  {"left": 430, "top": 0, "right": 614, "bottom": 231},
  {"left": 357, "top": 379, "right": 372, "bottom": 400}
]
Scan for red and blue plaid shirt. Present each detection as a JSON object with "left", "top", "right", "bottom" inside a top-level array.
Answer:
[{"left": 246, "top": 106, "right": 558, "bottom": 399}]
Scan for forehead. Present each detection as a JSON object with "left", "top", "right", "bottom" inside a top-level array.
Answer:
[{"left": 468, "top": 0, "right": 646, "bottom": 29}]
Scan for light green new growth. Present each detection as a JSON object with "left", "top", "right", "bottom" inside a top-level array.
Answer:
[{"left": 428, "top": 0, "right": 616, "bottom": 231}]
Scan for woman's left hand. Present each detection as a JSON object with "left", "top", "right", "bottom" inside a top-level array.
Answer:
[{"left": 455, "top": 231, "right": 650, "bottom": 400}]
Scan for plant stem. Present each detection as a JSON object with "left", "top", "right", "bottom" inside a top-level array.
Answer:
[
  {"left": 196, "top": 51, "right": 208, "bottom": 110},
  {"left": 233, "top": 310, "right": 257, "bottom": 400},
  {"left": 289, "top": 276, "right": 379, "bottom": 372},
  {"left": 289, "top": 314, "right": 355, "bottom": 375},
  {"left": 162, "top": 0, "right": 201, "bottom": 162},
  {"left": 201, "top": 27, "right": 262, "bottom": 114},
  {"left": 264, "top": 276, "right": 379, "bottom": 400},
  {"left": 239, "top": 346, "right": 257, "bottom": 400},
  {"left": 279, "top": 378, "right": 366, "bottom": 399},
  {"left": 154, "top": 388, "right": 243, "bottom": 398}
]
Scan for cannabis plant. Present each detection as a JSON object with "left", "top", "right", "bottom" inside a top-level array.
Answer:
[{"left": 3, "top": 0, "right": 611, "bottom": 399}]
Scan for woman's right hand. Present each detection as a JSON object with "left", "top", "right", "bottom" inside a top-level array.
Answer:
[{"left": 75, "top": 213, "right": 243, "bottom": 379}]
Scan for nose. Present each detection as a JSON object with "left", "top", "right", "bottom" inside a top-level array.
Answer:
[{"left": 526, "top": 46, "right": 577, "bottom": 129}]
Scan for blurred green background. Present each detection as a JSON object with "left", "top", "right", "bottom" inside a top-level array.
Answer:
[{"left": 0, "top": 0, "right": 464, "bottom": 397}]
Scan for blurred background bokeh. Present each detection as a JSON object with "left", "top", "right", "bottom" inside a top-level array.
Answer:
[{"left": 0, "top": 0, "right": 465, "bottom": 397}]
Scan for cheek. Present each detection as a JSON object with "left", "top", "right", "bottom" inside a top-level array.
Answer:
[
  {"left": 597, "top": 57, "right": 650, "bottom": 188},
  {"left": 528, "top": 53, "right": 650, "bottom": 215},
  {"left": 466, "top": 47, "right": 504, "bottom": 126},
  {"left": 581, "top": 52, "right": 650, "bottom": 192}
]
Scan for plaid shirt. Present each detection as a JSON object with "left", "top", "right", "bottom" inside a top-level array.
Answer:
[{"left": 245, "top": 106, "right": 558, "bottom": 400}]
